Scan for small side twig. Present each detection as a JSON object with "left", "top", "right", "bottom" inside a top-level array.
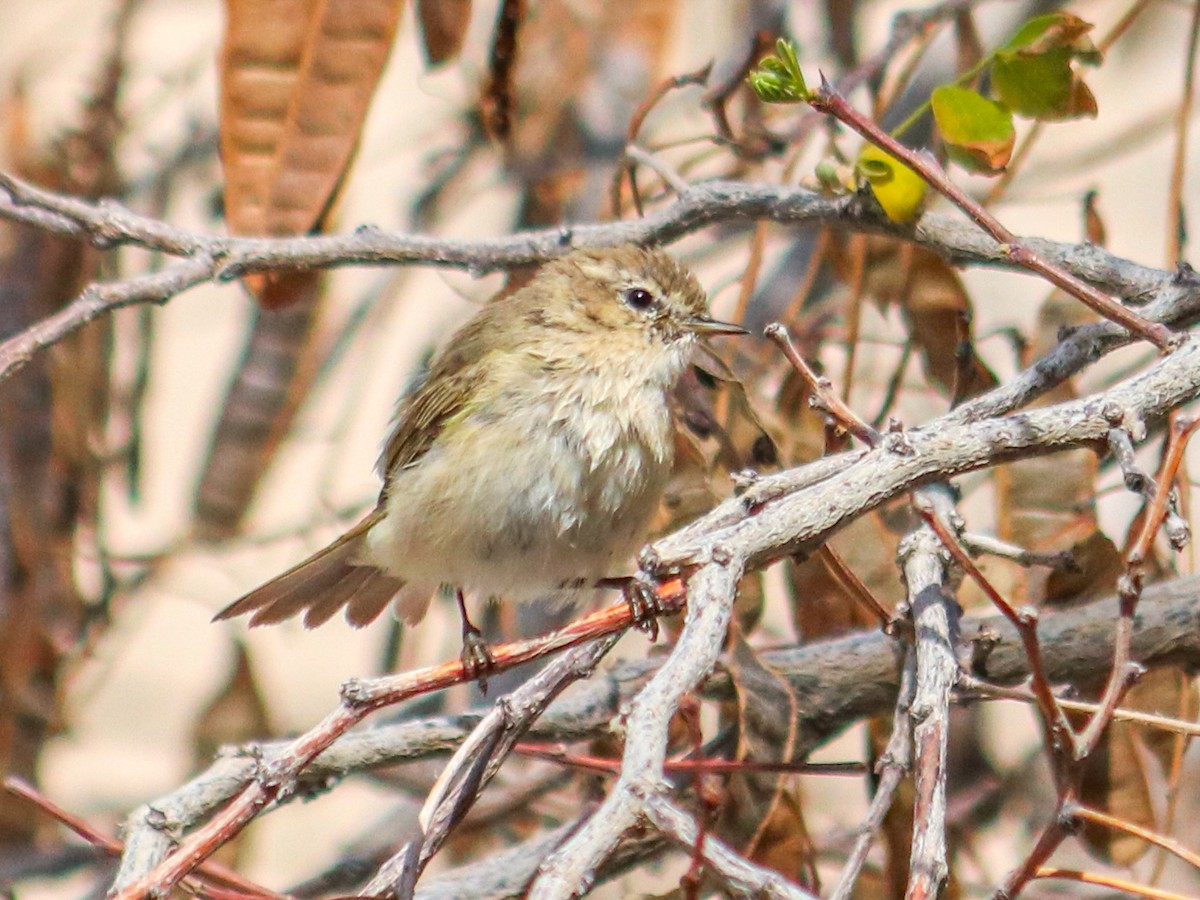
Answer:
[
  {"left": 623, "top": 144, "right": 692, "bottom": 198},
  {"left": 816, "top": 544, "right": 894, "bottom": 628},
  {"left": 1107, "top": 427, "right": 1190, "bottom": 550},
  {"left": 764, "top": 322, "right": 882, "bottom": 447},
  {"left": 1068, "top": 803, "right": 1200, "bottom": 871},
  {"left": 959, "top": 532, "right": 1077, "bottom": 571}
]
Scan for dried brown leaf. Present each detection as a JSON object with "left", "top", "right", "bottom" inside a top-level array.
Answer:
[
  {"left": 416, "top": 0, "right": 471, "bottom": 66},
  {"left": 219, "top": 0, "right": 404, "bottom": 256},
  {"left": 832, "top": 237, "right": 997, "bottom": 400},
  {"left": 718, "top": 630, "right": 817, "bottom": 887}
]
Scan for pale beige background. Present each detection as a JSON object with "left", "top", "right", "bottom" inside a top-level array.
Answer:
[{"left": 2, "top": 0, "right": 1198, "bottom": 894}]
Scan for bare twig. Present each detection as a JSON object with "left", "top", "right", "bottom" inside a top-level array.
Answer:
[
  {"left": 1107, "top": 427, "right": 1190, "bottom": 550},
  {"left": 1033, "top": 867, "right": 1196, "bottom": 900},
  {"left": 958, "top": 678, "right": 1200, "bottom": 738},
  {"left": 830, "top": 648, "right": 916, "bottom": 900},
  {"left": 959, "top": 532, "right": 1076, "bottom": 571},
  {"left": 1069, "top": 803, "right": 1200, "bottom": 871},
  {"left": 764, "top": 322, "right": 882, "bottom": 447},
  {"left": 816, "top": 544, "right": 894, "bottom": 628}
]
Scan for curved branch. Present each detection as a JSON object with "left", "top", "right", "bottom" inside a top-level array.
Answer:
[{"left": 1, "top": 171, "right": 1193, "bottom": 385}]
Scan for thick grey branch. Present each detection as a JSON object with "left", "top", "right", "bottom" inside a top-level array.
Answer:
[
  {"left": 648, "top": 335, "right": 1200, "bottom": 572},
  {"left": 2, "top": 171, "right": 1195, "bottom": 386},
  {"left": 900, "top": 490, "right": 959, "bottom": 899}
]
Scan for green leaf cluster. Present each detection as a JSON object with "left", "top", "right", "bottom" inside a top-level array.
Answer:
[
  {"left": 927, "top": 12, "right": 1101, "bottom": 174},
  {"left": 746, "top": 12, "right": 1103, "bottom": 223},
  {"left": 747, "top": 38, "right": 809, "bottom": 104}
]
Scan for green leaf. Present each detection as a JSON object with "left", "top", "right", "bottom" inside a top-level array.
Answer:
[
  {"left": 1002, "top": 12, "right": 1101, "bottom": 64},
  {"left": 747, "top": 38, "right": 810, "bottom": 104},
  {"left": 992, "top": 50, "right": 1096, "bottom": 120},
  {"left": 856, "top": 144, "right": 926, "bottom": 223},
  {"left": 992, "top": 12, "right": 1101, "bottom": 121},
  {"left": 930, "top": 85, "right": 1015, "bottom": 173}
]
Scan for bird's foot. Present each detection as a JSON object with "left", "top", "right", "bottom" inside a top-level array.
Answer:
[
  {"left": 455, "top": 590, "right": 495, "bottom": 693},
  {"left": 459, "top": 627, "right": 496, "bottom": 694},
  {"left": 599, "top": 575, "right": 664, "bottom": 641}
]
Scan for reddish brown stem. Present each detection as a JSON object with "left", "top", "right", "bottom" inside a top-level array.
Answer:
[
  {"left": 513, "top": 744, "right": 863, "bottom": 777},
  {"left": 1077, "top": 416, "right": 1200, "bottom": 758},
  {"left": 3, "top": 778, "right": 280, "bottom": 899},
  {"left": 994, "top": 815, "right": 1070, "bottom": 899},
  {"left": 816, "top": 544, "right": 893, "bottom": 627},
  {"left": 916, "top": 504, "right": 1075, "bottom": 773},
  {"left": 1033, "top": 867, "right": 1196, "bottom": 900},
  {"left": 764, "top": 321, "right": 881, "bottom": 447},
  {"left": 808, "top": 83, "right": 1176, "bottom": 350},
  {"left": 110, "top": 580, "right": 685, "bottom": 900},
  {"left": 1070, "top": 803, "right": 1200, "bottom": 869}
]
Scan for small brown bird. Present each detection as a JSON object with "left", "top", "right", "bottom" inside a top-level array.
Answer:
[{"left": 214, "top": 245, "right": 744, "bottom": 672}]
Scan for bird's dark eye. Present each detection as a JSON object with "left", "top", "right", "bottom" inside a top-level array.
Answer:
[{"left": 622, "top": 287, "right": 655, "bottom": 310}]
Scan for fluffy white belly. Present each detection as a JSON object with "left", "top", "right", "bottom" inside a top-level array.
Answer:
[{"left": 365, "top": 406, "right": 671, "bottom": 602}]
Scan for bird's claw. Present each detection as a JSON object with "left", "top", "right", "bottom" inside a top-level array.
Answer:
[
  {"left": 621, "top": 576, "right": 664, "bottom": 642},
  {"left": 459, "top": 625, "right": 496, "bottom": 694}
]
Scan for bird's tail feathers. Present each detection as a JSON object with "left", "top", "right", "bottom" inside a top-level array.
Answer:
[{"left": 213, "top": 511, "right": 406, "bottom": 629}]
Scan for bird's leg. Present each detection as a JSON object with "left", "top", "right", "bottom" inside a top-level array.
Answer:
[
  {"left": 455, "top": 589, "right": 495, "bottom": 692},
  {"left": 596, "top": 574, "right": 663, "bottom": 642}
]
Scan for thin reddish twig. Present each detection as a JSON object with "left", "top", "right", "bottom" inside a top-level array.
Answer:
[
  {"left": 109, "top": 580, "right": 685, "bottom": 900},
  {"left": 1034, "top": 867, "right": 1197, "bottom": 900},
  {"left": 1069, "top": 803, "right": 1200, "bottom": 871},
  {"left": 914, "top": 503, "right": 1075, "bottom": 773},
  {"left": 764, "top": 322, "right": 881, "bottom": 447},
  {"left": 1077, "top": 415, "right": 1200, "bottom": 758},
  {"left": 2, "top": 778, "right": 282, "bottom": 899},
  {"left": 513, "top": 744, "right": 864, "bottom": 777},
  {"left": 807, "top": 82, "right": 1176, "bottom": 350},
  {"left": 815, "top": 544, "right": 894, "bottom": 628}
]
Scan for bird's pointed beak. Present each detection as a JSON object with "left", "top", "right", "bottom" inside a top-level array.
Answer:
[{"left": 688, "top": 315, "right": 749, "bottom": 336}]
